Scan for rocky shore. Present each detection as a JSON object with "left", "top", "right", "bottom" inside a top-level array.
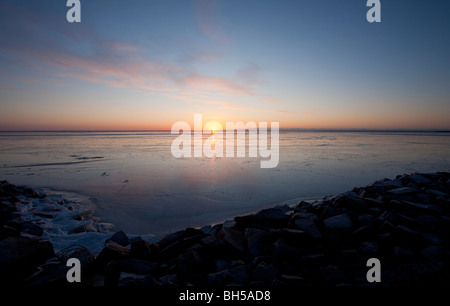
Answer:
[{"left": 1, "top": 172, "right": 450, "bottom": 287}]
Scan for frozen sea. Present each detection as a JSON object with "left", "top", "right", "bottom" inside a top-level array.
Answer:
[{"left": 1, "top": 130, "right": 449, "bottom": 235}]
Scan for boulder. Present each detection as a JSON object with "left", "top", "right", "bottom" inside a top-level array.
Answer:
[
  {"left": 252, "top": 262, "right": 279, "bottom": 285},
  {"left": 388, "top": 187, "right": 417, "bottom": 195},
  {"left": 105, "top": 231, "right": 130, "bottom": 247},
  {"left": 395, "top": 225, "right": 429, "bottom": 250},
  {"left": 118, "top": 258, "right": 158, "bottom": 275},
  {"left": 254, "top": 208, "right": 289, "bottom": 227},
  {"left": 323, "top": 214, "right": 353, "bottom": 245},
  {"left": 207, "top": 270, "right": 228, "bottom": 286},
  {"left": 201, "top": 234, "right": 223, "bottom": 249},
  {"left": 95, "top": 241, "right": 131, "bottom": 270},
  {"left": 246, "top": 228, "right": 269, "bottom": 256},
  {"left": 0, "top": 236, "right": 54, "bottom": 284},
  {"left": 228, "top": 265, "right": 249, "bottom": 284},
  {"left": 130, "top": 239, "right": 153, "bottom": 260},
  {"left": 25, "top": 222, "right": 45, "bottom": 237},
  {"left": 57, "top": 245, "right": 95, "bottom": 269},
  {"left": 158, "top": 230, "right": 185, "bottom": 248},
  {"left": 358, "top": 241, "right": 379, "bottom": 256},
  {"left": 219, "top": 221, "right": 245, "bottom": 253},
  {"left": 294, "top": 217, "right": 322, "bottom": 240},
  {"left": 273, "top": 239, "right": 300, "bottom": 259},
  {"left": 324, "top": 213, "right": 352, "bottom": 231}
]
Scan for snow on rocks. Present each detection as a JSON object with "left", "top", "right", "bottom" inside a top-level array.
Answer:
[{"left": 1, "top": 171, "right": 450, "bottom": 287}]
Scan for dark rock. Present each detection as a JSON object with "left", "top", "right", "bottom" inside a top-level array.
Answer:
[
  {"left": 279, "top": 228, "right": 310, "bottom": 246},
  {"left": 229, "top": 265, "right": 249, "bottom": 284},
  {"left": 104, "top": 261, "right": 120, "bottom": 286},
  {"left": 24, "top": 187, "right": 41, "bottom": 198},
  {"left": 137, "top": 274, "right": 160, "bottom": 286},
  {"left": 201, "top": 234, "right": 223, "bottom": 249},
  {"left": 215, "top": 259, "right": 231, "bottom": 272},
  {"left": 200, "top": 225, "right": 215, "bottom": 235},
  {"left": 177, "top": 249, "right": 205, "bottom": 273},
  {"left": 397, "top": 213, "right": 418, "bottom": 228},
  {"left": 294, "top": 217, "right": 322, "bottom": 240},
  {"left": 295, "top": 201, "right": 313, "bottom": 211},
  {"left": 319, "top": 206, "right": 345, "bottom": 219},
  {"left": 254, "top": 208, "right": 289, "bottom": 227},
  {"left": 324, "top": 213, "right": 352, "bottom": 231},
  {"left": 401, "top": 200, "right": 433, "bottom": 214},
  {"left": 219, "top": 221, "right": 245, "bottom": 253},
  {"left": 336, "top": 249, "right": 363, "bottom": 265},
  {"left": 392, "top": 246, "right": 418, "bottom": 259},
  {"left": 358, "top": 241, "right": 379, "bottom": 256},
  {"left": 159, "top": 274, "right": 178, "bottom": 286},
  {"left": 279, "top": 274, "right": 307, "bottom": 286},
  {"left": 27, "top": 261, "right": 70, "bottom": 286},
  {"left": 57, "top": 245, "right": 95, "bottom": 269},
  {"left": 317, "top": 265, "right": 346, "bottom": 285},
  {"left": 208, "top": 270, "right": 229, "bottom": 286},
  {"left": 183, "top": 233, "right": 206, "bottom": 248},
  {"left": 353, "top": 226, "right": 371, "bottom": 242},
  {"left": 246, "top": 228, "right": 269, "bottom": 256},
  {"left": 105, "top": 231, "right": 130, "bottom": 247},
  {"left": 301, "top": 253, "right": 326, "bottom": 265},
  {"left": 0, "top": 225, "right": 20, "bottom": 239},
  {"left": 249, "top": 280, "right": 266, "bottom": 286},
  {"left": 33, "top": 212, "right": 54, "bottom": 219},
  {"left": 95, "top": 241, "right": 131, "bottom": 270},
  {"left": 118, "top": 276, "right": 139, "bottom": 287},
  {"left": 273, "top": 239, "right": 300, "bottom": 259},
  {"left": 408, "top": 175, "right": 431, "bottom": 186},
  {"left": 129, "top": 236, "right": 142, "bottom": 244},
  {"left": 323, "top": 214, "right": 353, "bottom": 245},
  {"left": 252, "top": 262, "right": 279, "bottom": 285},
  {"left": 364, "top": 197, "right": 385, "bottom": 207},
  {"left": 295, "top": 211, "right": 319, "bottom": 219},
  {"left": 0, "top": 236, "right": 54, "bottom": 283},
  {"left": 428, "top": 189, "right": 448, "bottom": 197},
  {"left": 422, "top": 233, "right": 442, "bottom": 246},
  {"left": 118, "top": 258, "right": 158, "bottom": 275},
  {"left": 381, "top": 210, "right": 399, "bottom": 224},
  {"left": 380, "top": 220, "right": 396, "bottom": 233},
  {"left": 130, "top": 239, "right": 153, "bottom": 260},
  {"left": 421, "top": 246, "right": 443, "bottom": 259},
  {"left": 395, "top": 225, "right": 429, "bottom": 250},
  {"left": 356, "top": 214, "right": 375, "bottom": 228},
  {"left": 158, "top": 230, "right": 185, "bottom": 248},
  {"left": 20, "top": 221, "right": 44, "bottom": 237},
  {"left": 335, "top": 196, "right": 367, "bottom": 213},
  {"left": 388, "top": 187, "right": 417, "bottom": 195},
  {"left": 184, "top": 227, "right": 204, "bottom": 238},
  {"left": 158, "top": 239, "right": 184, "bottom": 259}
]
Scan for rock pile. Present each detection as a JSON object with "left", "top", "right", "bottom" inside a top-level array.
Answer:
[{"left": 1, "top": 172, "right": 450, "bottom": 286}]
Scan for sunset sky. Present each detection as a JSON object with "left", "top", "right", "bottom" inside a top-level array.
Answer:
[{"left": 1, "top": 0, "right": 449, "bottom": 130}]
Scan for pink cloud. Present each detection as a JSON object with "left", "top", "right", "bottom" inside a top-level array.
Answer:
[{"left": 276, "top": 110, "right": 294, "bottom": 114}]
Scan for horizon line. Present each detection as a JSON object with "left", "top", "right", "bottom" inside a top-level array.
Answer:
[{"left": 1, "top": 128, "right": 450, "bottom": 133}]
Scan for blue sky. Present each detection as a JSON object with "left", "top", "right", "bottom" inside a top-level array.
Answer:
[{"left": 0, "top": 0, "right": 449, "bottom": 130}]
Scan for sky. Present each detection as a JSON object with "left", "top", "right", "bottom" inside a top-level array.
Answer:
[{"left": 0, "top": 0, "right": 449, "bottom": 131}]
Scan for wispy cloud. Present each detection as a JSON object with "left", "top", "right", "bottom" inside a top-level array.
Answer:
[
  {"left": 0, "top": 2, "right": 290, "bottom": 116},
  {"left": 175, "top": 74, "right": 253, "bottom": 96},
  {"left": 276, "top": 110, "right": 294, "bottom": 114},
  {"left": 194, "top": 0, "right": 228, "bottom": 43},
  {"left": 236, "top": 61, "right": 264, "bottom": 86}
]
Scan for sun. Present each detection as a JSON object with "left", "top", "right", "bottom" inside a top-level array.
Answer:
[{"left": 211, "top": 128, "right": 216, "bottom": 134}]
